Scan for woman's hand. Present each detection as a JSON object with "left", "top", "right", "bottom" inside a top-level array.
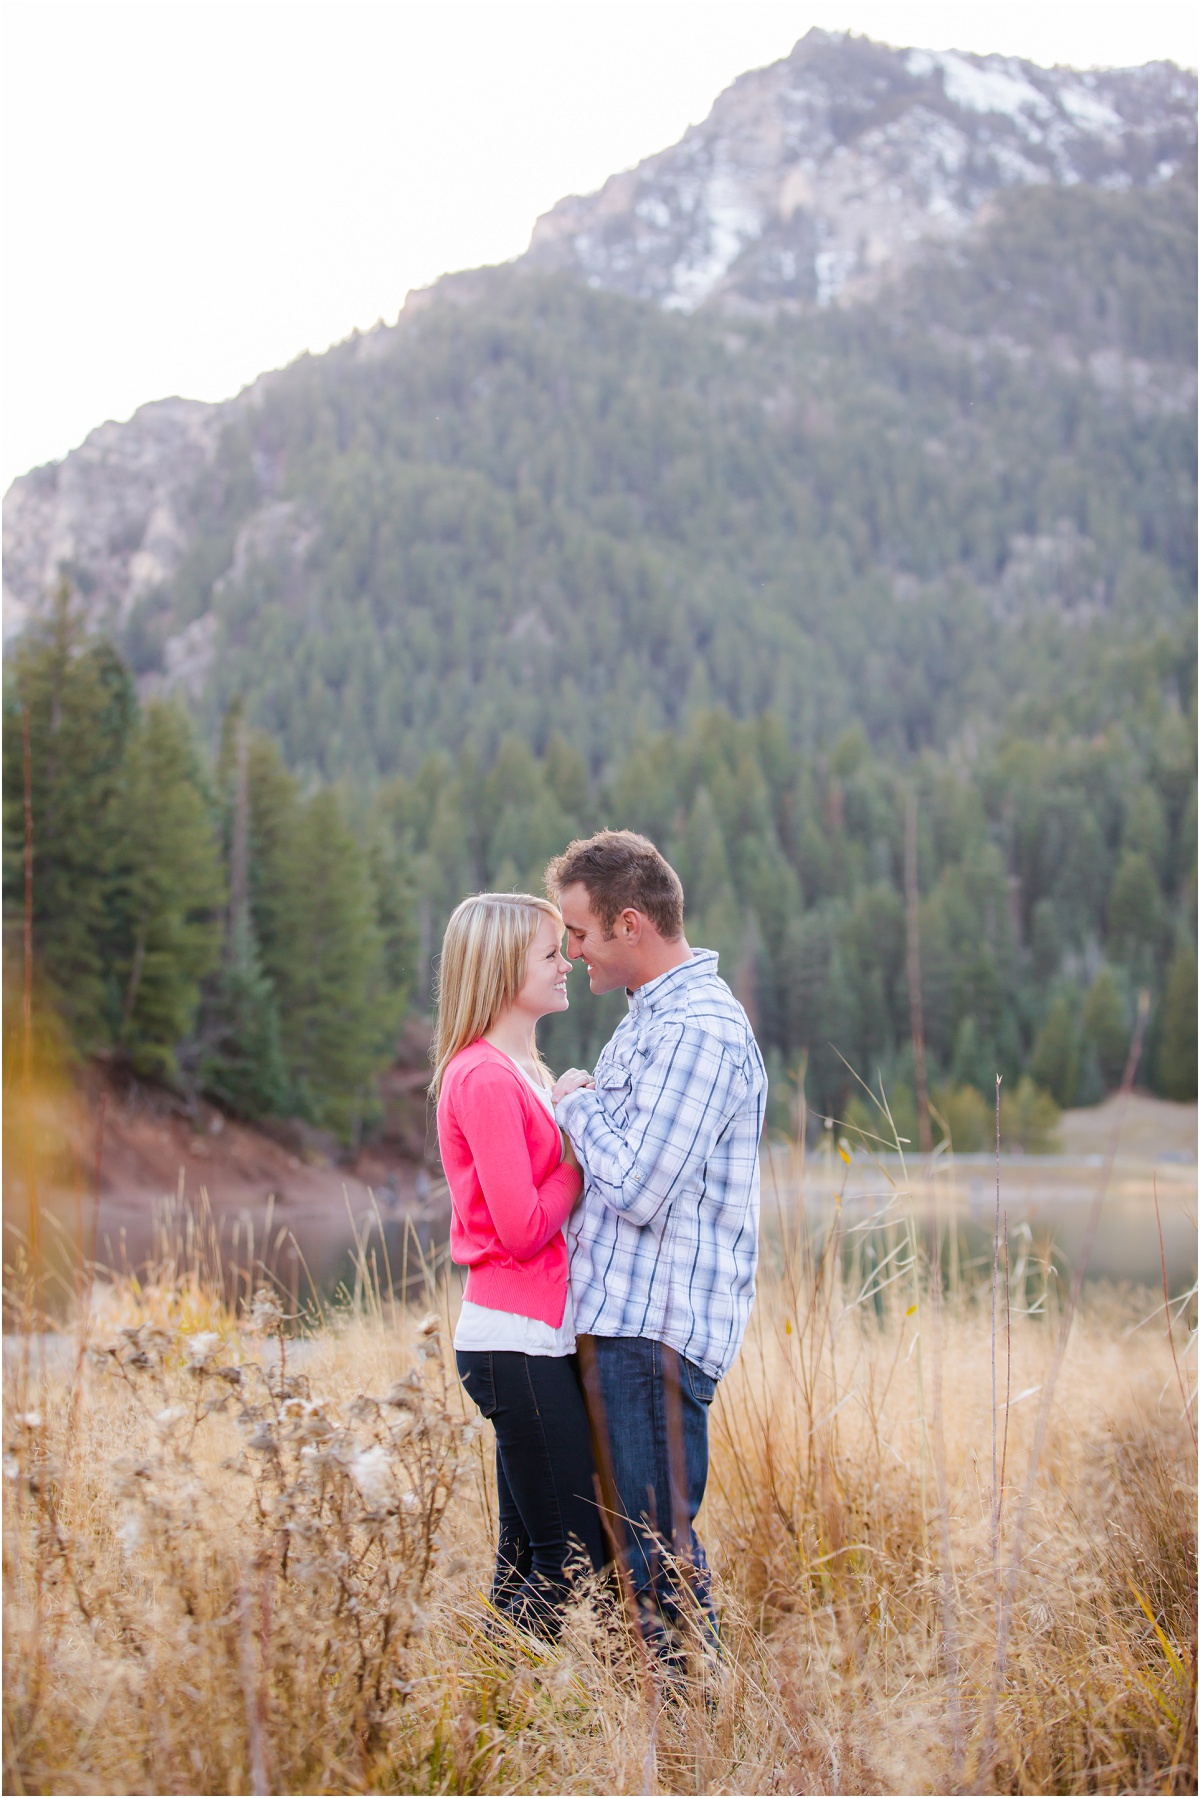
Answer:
[{"left": 552, "top": 1067, "right": 595, "bottom": 1104}]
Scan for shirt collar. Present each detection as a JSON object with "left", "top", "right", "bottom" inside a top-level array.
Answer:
[{"left": 627, "top": 948, "right": 718, "bottom": 1015}]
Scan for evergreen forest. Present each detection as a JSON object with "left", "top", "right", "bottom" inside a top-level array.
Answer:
[{"left": 4, "top": 179, "right": 1196, "bottom": 1145}]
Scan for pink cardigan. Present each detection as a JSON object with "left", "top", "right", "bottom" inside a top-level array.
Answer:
[{"left": 436, "top": 1039, "right": 582, "bottom": 1328}]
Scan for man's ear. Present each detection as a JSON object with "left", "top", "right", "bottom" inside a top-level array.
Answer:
[{"left": 617, "top": 907, "right": 644, "bottom": 943}]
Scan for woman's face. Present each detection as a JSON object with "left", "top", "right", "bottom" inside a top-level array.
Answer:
[{"left": 514, "top": 911, "right": 572, "bottom": 1021}]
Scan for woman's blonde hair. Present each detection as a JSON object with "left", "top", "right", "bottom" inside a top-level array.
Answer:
[{"left": 430, "top": 892, "right": 564, "bottom": 1097}]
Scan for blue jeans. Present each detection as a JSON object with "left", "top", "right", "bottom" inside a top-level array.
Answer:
[
  {"left": 456, "top": 1350, "right": 607, "bottom": 1636},
  {"left": 576, "top": 1333, "right": 717, "bottom": 1651}
]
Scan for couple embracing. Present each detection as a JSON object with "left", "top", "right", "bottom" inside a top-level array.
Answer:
[{"left": 432, "top": 829, "right": 766, "bottom": 1652}]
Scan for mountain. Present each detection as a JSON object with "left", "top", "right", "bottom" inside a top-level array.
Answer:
[
  {"left": 1, "top": 29, "right": 1194, "bottom": 778},
  {"left": 526, "top": 29, "right": 1196, "bottom": 316},
  {"left": 3, "top": 32, "right": 1195, "bottom": 1126}
]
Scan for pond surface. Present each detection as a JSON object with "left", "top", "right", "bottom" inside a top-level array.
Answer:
[
  {"left": 8, "top": 1099, "right": 1195, "bottom": 1321},
  {"left": 759, "top": 1137, "right": 1197, "bottom": 1299}
]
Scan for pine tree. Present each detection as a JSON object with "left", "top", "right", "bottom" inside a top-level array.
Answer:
[
  {"left": 1030, "top": 992, "right": 1079, "bottom": 1109},
  {"left": 1156, "top": 943, "right": 1197, "bottom": 1100},
  {"left": 244, "top": 733, "right": 302, "bottom": 984},
  {"left": 1107, "top": 850, "right": 1163, "bottom": 965},
  {"left": 2, "top": 588, "right": 135, "bottom": 1050},
  {"left": 194, "top": 713, "right": 290, "bottom": 1117},
  {"left": 198, "top": 912, "right": 290, "bottom": 1117},
  {"left": 269, "top": 788, "right": 394, "bottom": 1140},
  {"left": 109, "top": 703, "right": 224, "bottom": 1077},
  {"left": 366, "top": 824, "right": 418, "bottom": 1018},
  {"left": 1081, "top": 966, "right": 1128, "bottom": 1089}
]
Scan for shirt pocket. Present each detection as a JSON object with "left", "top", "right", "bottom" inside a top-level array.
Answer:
[{"left": 594, "top": 1064, "right": 633, "bottom": 1129}]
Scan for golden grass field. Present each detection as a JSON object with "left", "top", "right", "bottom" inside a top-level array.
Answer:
[{"left": 4, "top": 1124, "right": 1196, "bottom": 1798}]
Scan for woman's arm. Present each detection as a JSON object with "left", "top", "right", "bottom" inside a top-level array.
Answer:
[{"left": 456, "top": 1064, "right": 582, "bottom": 1260}]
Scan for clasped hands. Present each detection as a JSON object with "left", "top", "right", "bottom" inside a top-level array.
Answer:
[
  {"left": 551, "top": 1067, "right": 595, "bottom": 1104},
  {"left": 552, "top": 1068, "right": 594, "bottom": 1177}
]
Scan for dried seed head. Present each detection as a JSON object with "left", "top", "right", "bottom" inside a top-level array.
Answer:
[
  {"left": 251, "top": 1290, "right": 284, "bottom": 1332},
  {"left": 417, "top": 1312, "right": 440, "bottom": 1338},
  {"left": 184, "top": 1332, "right": 221, "bottom": 1370},
  {"left": 350, "top": 1444, "right": 393, "bottom": 1511},
  {"left": 117, "top": 1510, "right": 144, "bottom": 1557},
  {"left": 110, "top": 1458, "right": 155, "bottom": 1497},
  {"left": 387, "top": 1404, "right": 418, "bottom": 1437},
  {"left": 300, "top": 1413, "right": 335, "bottom": 1444},
  {"left": 298, "top": 1445, "right": 335, "bottom": 1475}
]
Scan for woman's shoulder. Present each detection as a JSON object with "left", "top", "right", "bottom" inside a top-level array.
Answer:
[{"left": 441, "top": 1040, "right": 529, "bottom": 1104}]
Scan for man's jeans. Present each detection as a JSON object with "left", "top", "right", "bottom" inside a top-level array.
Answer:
[{"left": 577, "top": 1333, "right": 717, "bottom": 1651}]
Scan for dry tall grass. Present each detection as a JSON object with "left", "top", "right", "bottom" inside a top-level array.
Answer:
[{"left": 4, "top": 1167, "right": 1196, "bottom": 1795}]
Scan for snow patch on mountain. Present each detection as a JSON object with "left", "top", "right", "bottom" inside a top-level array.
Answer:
[{"left": 526, "top": 29, "right": 1196, "bottom": 318}]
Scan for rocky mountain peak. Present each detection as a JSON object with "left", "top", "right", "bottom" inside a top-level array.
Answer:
[
  {"left": 3, "top": 30, "right": 1194, "bottom": 665},
  {"left": 524, "top": 28, "right": 1196, "bottom": 315}
]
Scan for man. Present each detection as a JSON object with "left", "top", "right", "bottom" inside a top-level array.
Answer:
[{"left": 545, "top": 829, "right": 766, "bottom": 1652}]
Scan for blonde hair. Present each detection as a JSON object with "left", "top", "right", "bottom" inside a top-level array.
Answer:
[{"left": 430, "top": 892, "right": 564, "bottom": 1097}]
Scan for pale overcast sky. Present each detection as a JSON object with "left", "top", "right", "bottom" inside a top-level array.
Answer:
[{"left": 2, "top": 0, "right": 1196, "bottom": 496}]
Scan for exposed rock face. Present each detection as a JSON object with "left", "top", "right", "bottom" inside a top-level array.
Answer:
[
  {"left": 3, "top": 397, "right": 223, "bottom": 643},
  {"left": 526, "top": 29, "right": 1196, "bottom": 315}
]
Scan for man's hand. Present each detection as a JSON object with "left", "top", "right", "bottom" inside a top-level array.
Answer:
[
  {"left": 552, "top": 1068, "right": 595, "bottom": 1104},
  {"left": 561, "top": 1132, "right": 582, "bottom": 1175}
]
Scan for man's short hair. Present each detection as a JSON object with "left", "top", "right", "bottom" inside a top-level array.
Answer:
[{"left": 545, "top": 829, "right": 685, "bottom": 940}]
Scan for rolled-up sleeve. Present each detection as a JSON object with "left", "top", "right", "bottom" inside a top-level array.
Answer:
[{"left": 557, "top": 1025, "right": 746, "bottom": 1226}]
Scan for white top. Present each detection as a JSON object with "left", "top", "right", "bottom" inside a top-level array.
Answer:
[{"left": 452, "top": 1051, "right": 577, "bottom": 1358}]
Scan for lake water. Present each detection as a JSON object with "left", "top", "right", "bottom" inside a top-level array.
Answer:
[
  {"left": 758, "top": 1143, "right": 1197, "bottom": 1300},
  {"left": 7, "top": 1102, "right": 1195, "bottom": 1322}
]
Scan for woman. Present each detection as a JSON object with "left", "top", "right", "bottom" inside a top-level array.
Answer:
[{"left": 432, "top": 892, "right": 606, "bottom": 1634}]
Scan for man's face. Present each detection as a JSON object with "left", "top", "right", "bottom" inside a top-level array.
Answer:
[{"left": 557, "top": 882, "right": 637, "bottom": 995}]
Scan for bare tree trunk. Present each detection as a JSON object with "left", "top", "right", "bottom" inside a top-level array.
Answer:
[
  {"left": 904, "top": 786, "right": 932, "bottom": 1159},
  {"left": 228, "top": 718, "right": 250, "bottom": 949},
  {"left": 121, "top": 918, "right": 148, "bottom": 1034},
  {"left": 22, "top": 703, "right": 41, "bottom": 1276}
]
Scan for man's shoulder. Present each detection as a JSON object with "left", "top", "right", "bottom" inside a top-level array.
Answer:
[
  {"left": 637, "top": 970, "right": 762, "bottom": 1072},
  {"left": 676, "top": 967, "right": 759, "bottom": 1056}
]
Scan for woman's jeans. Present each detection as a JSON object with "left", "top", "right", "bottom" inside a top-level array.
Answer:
[
  {"left": 576, "top": 1333, "right": 718, "bottom": 1654},
  {"left": 455, "top": 1349, "right": 607, "bottom": 1634}
]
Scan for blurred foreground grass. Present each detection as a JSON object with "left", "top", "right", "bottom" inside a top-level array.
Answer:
[{"left": 3, "top": 1163, "right": 1196, "bottom": 1794}]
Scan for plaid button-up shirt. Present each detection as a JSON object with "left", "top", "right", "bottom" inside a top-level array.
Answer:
[{"left": 556, "top": 950, "right": 766, "bottom": 1380}]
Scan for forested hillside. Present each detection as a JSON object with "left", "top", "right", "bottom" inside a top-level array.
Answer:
[
  {"left": 124, "top": 180, "right": 1196, "bottom": 787},
  {"left": 3, "top": 178, "right": 1195, "bottom": 1142},
  {"left": 5, "top": 586, "right": 1194, "bottom": 1143}
]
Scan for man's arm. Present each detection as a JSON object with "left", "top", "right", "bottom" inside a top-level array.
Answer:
[{"left": 556, "top": 1024, "right": 746, "bottom": 1227}]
